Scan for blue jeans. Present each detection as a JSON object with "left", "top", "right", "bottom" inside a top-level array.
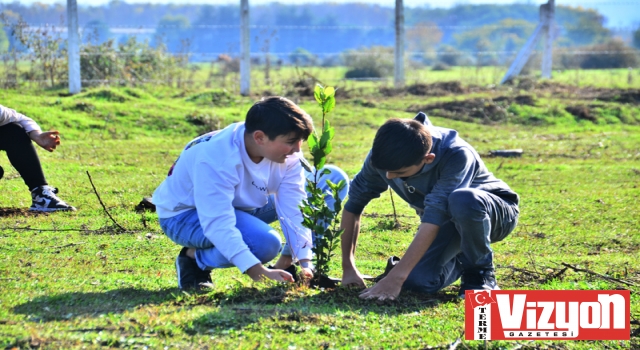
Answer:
[
  {"left": 403, "top": 188, "right": 519, "bottom": 293},
  {"left": 159, "top": 165, "right": 350, "bottom": 271}
]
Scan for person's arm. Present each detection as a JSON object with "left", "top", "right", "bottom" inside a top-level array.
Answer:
[
  {"left": 0, "top": 105, "right": 61, "bottom": 152},
  {"left": 359, "top": 222, "right": 439, "bottom": 301},
  {"left": 192, "top": 158, "right": 292, "bottom": 282},
  {"left": 340, "top": 152, "right": 390, "bottom": 287},
  {"left": 274, "top": 153, "right": 314, "bottom": 277},
  {"left": 340, "top": 209, "right": 366, "bottom": 288},
  {"left": 0, "top": 104, "right": 41, "bottom": 133}
]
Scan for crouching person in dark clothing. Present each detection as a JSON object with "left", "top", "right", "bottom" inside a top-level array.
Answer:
[
  {"left": 0, "top": 104, "right": 76, "bottom": 212},
  {"left": 341, "top": 113, "right": 519, "bottom": 300}
]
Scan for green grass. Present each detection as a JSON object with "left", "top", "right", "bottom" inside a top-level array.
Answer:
[{"left": 0, "top": 85, "right": 638, "bottom": 349}]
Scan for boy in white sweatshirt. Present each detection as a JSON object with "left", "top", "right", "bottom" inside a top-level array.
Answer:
[{"left": 153, "top": 96, "right": 348, "bottom": 289}]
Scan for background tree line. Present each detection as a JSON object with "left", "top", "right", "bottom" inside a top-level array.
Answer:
[{"left": 1, "top": 1, "right": 639, "bottom": 80}]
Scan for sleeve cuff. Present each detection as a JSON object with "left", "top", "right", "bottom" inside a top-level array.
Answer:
[
  {"left": 344, "top": 200, "right": 365, "bottom": 215},
  {"left": 420, "top": 212, "right": 448, "bottom": 227},
  {"left": 230, "top": 250, "right": 262, "bottom": 273},
  {"left": 293, "top": 245, "right": 312, "bottom": 262}
]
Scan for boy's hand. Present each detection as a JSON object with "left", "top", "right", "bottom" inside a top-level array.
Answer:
[
  {"left": 342, "top": 267, "right": 366, "bottom": 288},
  {"left": 247, "top": 264, "right": 294, "bottom": 283},
  {"left": 29, "top": 130, "right": 61, "bottom": 152},
  {"left": 264, "top": 268, "right": 295, "bottom": 282},
  {"left": 300, "top": 267, "right": 314, "bottom": 280},
  {"left": 359, "top": 275, "right": 401, "bottom": 301}
]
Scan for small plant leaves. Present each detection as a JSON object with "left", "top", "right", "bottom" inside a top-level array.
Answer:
[
  {"left": 299, "top": 158, "right": 313, "bottom": 173},
  {"left": 324, "top": 95, "right": 336, "bottom": 114},
  {"left": 314, "top": 84, "right": 323, "bottom": 104},
  {"left": 324, "top": 86, "right": 335, "bottom": 98}
]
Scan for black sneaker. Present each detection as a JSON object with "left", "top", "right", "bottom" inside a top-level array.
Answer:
[
  {"left": 176, "top": 247, "right": 212, "bottom": 290},
  {"left": 29, "top": 186, "right": 76, "bottom": 212},
  {"left": 374, "top": 256, "right": 400, "bottom": 282},
  {"left": 458, "top": 268, "right": 499, "bottom": 299},
  {"left": 0, "top": 165, "right": 4, "bottom": 180}
]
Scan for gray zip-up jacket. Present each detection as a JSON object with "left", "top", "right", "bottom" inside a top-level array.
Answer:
[{"left": 345, "top": 115, "right": 519, "bottom": 227}]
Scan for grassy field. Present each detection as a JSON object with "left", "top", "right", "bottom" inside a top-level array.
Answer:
[{"left": 0, "top": 79, "right": 639, "bottom": 348}]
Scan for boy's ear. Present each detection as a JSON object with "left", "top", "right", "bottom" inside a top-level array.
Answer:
[
  {"left": 424, "top": 153, "right": 436, "bottom": 164},
  {"left": 253, "top": 130, "right": 267, "bottom": 145}
]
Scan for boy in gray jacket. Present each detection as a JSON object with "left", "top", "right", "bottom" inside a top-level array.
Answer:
[{"left": 341, "top": 113, "right": 519, "bottom": 300}]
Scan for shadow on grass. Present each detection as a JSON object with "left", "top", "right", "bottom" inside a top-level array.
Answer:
[
  {"left": 0, "top": 207, "right": 45, "bottom": 217},
  {"left": 12, "top": 287, "right": 179, "bottom": 322},
  {"left": 184, "top": 284, "right": 462, "bottom": 335}
]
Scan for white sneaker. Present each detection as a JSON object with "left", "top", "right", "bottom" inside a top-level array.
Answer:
[{"left": 29, "top": 185, "right": 76, "bottom": 212}]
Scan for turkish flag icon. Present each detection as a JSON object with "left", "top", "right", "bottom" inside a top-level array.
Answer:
[{"left": 468, "top": 291, "right": 497, "bottom": 308}]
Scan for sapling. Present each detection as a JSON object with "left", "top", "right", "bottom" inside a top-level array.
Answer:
[{"left": 299, "top": 84, "right": 346, "bottom": 282}]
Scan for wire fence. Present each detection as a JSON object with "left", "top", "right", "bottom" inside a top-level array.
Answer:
[{"left": 1, "top": 20, "right": 639, "bottom": 89}]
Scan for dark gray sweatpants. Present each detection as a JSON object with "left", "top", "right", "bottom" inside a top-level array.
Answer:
[{"left": 403, "top": 188, "right": 519, "bottom": 293}]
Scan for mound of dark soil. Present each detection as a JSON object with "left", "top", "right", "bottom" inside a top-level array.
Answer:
[
  {"left": 408, "top": 95, "right": 535, "bottom": 123},
  {"left": 565, "top": 106, "right": 597, "bottom": 122},
  {"left": 381, "top": 81, "right": 466, "bottom": 97},
  {"left": 596, "top": 89, "right": 640, "bottom": 104}
]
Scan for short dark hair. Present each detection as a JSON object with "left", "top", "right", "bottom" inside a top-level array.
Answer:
[
  {"left": 371, "top": 118, "right": 432, "bottom": 170},
  {"left": 245, "top": 96, "right": 313, "bottom": 140}
]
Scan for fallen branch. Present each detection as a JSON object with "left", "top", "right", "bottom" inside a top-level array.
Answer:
[
  {"left": 86, "top": 171, "right": 126, "bottom": 233},
  {"left": 1, "top": 227, "right": 103, "bottom": 233},
  {"left": 51, "top": 242, "right": 85, "bottom": 250},
  {"left": 560, "top": 262, "right": 638, "bottom": 287},
  {"left": 498, "top": 265, "right": 540, "bottom": 278},
  {"left": 388, "top": 189, "right": 401, "bottom": 229}
]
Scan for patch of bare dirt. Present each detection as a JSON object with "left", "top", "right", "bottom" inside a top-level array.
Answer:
[
  {"left": 407, "top": 95, "right": 535, "bottom": 124},
  {"left": 520, "top": 81, "right": 640, "bottom": 105},
  {"left": 380, "top": 81, "right": 466, "bottom": 97},
  {"left": 565, "top": 105, "right": 597, "bottom": 122},
  {"left": 595, "top": 89, "right": 640, "bottom": 104}
]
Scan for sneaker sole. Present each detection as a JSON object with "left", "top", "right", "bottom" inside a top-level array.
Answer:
[
  {"left": 459, "top": 285, "right": 501, "bottom": 299},
  {"left": 29, "top": 207, "right": 77, "bottom": 212}
]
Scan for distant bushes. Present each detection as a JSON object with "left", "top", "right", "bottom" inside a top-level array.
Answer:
[
  {"left": 343, "top": 46, "right": 393, "bottom": 79},
  {"left": 555, "top": 39, "right": 638, "bottom": 69}
]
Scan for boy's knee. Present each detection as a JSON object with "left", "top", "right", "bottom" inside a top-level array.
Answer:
[
  {"left": 448, "top": 189, "right": 482, "bottom": 219},
  {"left": 1, "top": 123, "right": 31, "bottom": 145},
  {"left": 403, "top": 276, "right": 444, "bottom": 294},
  {"left": 254, "top": 231, "right": 282, "bottom": 263}
]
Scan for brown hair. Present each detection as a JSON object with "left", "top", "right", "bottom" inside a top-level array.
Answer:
[
  {"left": 245, "top": 96, "right": 313, "bottom": 140},
  {"left": 371, "top": 118, "right": 432, "bottom": 170}
]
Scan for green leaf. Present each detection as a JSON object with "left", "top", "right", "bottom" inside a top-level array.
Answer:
[
  {"left": 324, "top": 86, "right": 335, "bottom": 98},
  {"left": 321, "top": 168, "right": 332, "bottom": 176},
  {"left": 316, "top": 157, "right": 326, "bottom": 170},
  {"left": 312, "top": 149, "right": 326, "bottom": 162},
  {"left": 319, "top": 129, "right": 331, "bottom": 149},
  {"left": 323, "top": 120, "right": 334, "bottom": 137},
  {"left": 314, "top": 84, "right": 323, "bottom": 104},
  {"left": 299, "top": 158, "right": 313, "bottom": 173},
  {"left": 324, "top": 95, "right": 336, "bottom": 114},
  {"left": 307, "top": 132, "right": 318, "bottom": 150},
  {"left": 324, "top": 142, "right": 332, "bottom": 156}
]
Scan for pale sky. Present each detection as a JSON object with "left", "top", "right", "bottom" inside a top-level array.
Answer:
[
  {"left": 0, "top": 0, "right": 607, "bottom": 7},
  {"left": 3, "top": 0, "right": 639, "bottom": 27}
]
